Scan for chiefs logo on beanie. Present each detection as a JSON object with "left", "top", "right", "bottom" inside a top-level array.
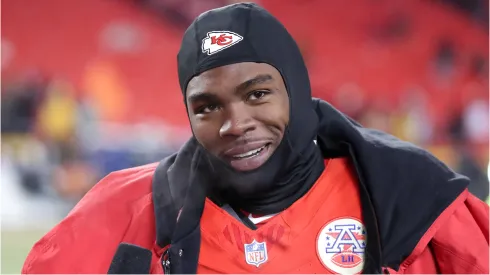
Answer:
[{"left": 202, "top": 31, "right": 244, "bottom": 55}]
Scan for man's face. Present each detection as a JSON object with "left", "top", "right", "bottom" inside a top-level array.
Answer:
[{"left": 186, "top": 62, "right": 289, "bottom": 172}]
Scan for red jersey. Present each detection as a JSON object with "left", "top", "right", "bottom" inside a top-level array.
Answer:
[{"left": 198, "top": 158, "right": 365, "bottom": 273}]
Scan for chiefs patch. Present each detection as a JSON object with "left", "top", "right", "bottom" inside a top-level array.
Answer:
[
  {"left": 201, "top": 31, "right": 243, "bottom": 55},
  {"left": 316, "top": 217, "right": 366, "bottom": 274}
]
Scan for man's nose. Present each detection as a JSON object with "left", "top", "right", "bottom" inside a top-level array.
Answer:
[{"left": 219, "top": 104, "right": 256, "bottom": 138}]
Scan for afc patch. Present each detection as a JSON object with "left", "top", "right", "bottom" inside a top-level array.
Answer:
[
  {"left": 244, "top": 239, "right": 268, "bottom": 267},
  {"left": 316, "top": 217, "right": 366, "bottom": 274}
]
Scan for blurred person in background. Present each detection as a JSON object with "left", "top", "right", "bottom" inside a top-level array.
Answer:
[
  {"left": 35, "top": 79, "right": 97, "bottom": 201},
  {"left": 1, "top": 72, "right": 101, "bottom": 222},
  {"left": 447, "top": 107, "right": 489, "bottom": 201},
  {"left": 1, "top": 71, "right": 50, "bottom": 195},
  {"left": 23, "top": 3, "right": 489, "bottom": 274}
]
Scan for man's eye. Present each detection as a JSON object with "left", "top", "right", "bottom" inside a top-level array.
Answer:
[
  {"left": 198, "top": 104, "right": 219, "bottom": 114},
  {"left": 247, "top": 90, "right": 269, "bottom": 101}
]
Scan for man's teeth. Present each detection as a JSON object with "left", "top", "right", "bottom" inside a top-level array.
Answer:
[{"left": 233, "top": 145, "right": 266, "bottom": 159}]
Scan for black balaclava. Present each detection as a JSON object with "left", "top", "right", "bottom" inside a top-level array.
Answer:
[{"left": 177, "top": 3, "right": 325, "bottom": 215}]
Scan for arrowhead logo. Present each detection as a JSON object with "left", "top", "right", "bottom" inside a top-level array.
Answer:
[{"left": 201, "top": 31, "right": 243, "bottom": 55}]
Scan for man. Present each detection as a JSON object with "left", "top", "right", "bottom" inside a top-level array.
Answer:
[{"left": 23, "top": 3, "right": 488, "bottom": 274}]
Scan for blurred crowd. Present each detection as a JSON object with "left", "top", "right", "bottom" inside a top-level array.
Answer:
[
  {"left": 1, "top": 72, "right": 178, "bottom": 206},
  {"left": 1, "top": 0, "right": 489, "bottom": 226}
]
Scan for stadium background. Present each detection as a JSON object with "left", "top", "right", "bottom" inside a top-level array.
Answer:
[{"left": 1, "top": 0, "right": 488, "bottom": 273}]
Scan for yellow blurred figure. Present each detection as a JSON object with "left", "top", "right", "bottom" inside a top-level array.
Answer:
[{"left": 36, "top": 80, "right": 78, "bottom": 143}]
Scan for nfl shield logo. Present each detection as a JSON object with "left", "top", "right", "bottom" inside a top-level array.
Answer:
[{"left": 244, "top": 239, "right": 268, "bottom": 267}]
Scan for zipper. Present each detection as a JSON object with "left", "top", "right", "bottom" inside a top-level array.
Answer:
[
  {"left": 345, "top": 143, "right": 383, "bottom": 273},
  {"left": 162, "top": 249, "right": 170, "bottom": 274}
]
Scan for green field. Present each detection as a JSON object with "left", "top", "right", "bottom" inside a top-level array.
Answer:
[{"left": 1, "top": 229, "right": 49, "bottom": 274}]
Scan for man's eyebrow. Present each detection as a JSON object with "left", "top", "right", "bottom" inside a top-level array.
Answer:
[
  {"left": 235, "top": 74, "right": 273, "bottom": 92},
  {"left": 187, "top": 92, "right": 219, "bottom": 104}
]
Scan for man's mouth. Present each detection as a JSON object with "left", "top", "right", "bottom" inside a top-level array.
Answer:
[
  {"left": 231, "top": 144, "right": 268, "bottom": 159},
  {"left": 223, "top": 142, "right": 273, "bottom": 171}
]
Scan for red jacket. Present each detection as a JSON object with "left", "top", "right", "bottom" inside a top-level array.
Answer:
[{"left": 22, "top": 162, "right": 489, "bottom": 274}]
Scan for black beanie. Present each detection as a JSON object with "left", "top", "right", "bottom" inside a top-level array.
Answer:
[{"left": 177, "top": 2, "right": 318, "bottom": 154}]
